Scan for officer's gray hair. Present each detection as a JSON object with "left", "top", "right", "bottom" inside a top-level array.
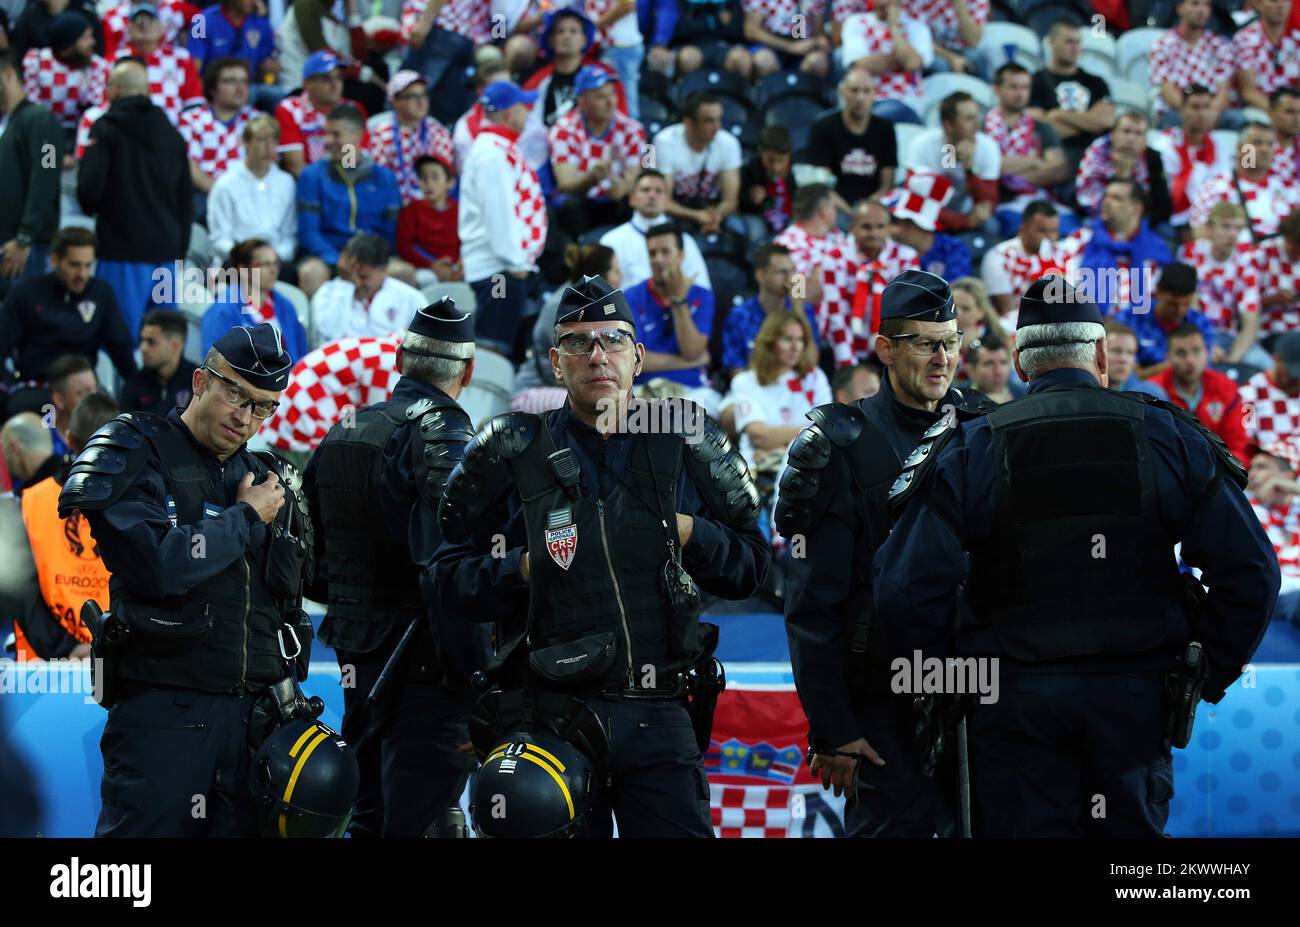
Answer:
[
  {"left": 1, "top": 412, "right": 53, "bottom": 457},
  {"left": 401, "top": 332, "right": 474, "bottom": 388},
  {"left": 1015, "top": 321, "right": 1106, "bottom": 379}
]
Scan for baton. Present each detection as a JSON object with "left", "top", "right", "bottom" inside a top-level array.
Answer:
[
  {"left": 956, "top": 715, "right": 972, "bottom": 838},
  {"left": 367, "top": 615, "right": 421, "bottom": 706}
]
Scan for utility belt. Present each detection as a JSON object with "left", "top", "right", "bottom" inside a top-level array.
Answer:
[{"left": 598, "top": 673, "right": 688, "bottom": 701}]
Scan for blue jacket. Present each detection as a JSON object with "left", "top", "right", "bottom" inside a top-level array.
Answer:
[
  {"left": 199, "top": 289, "right": 308, "bottom": 364},
  {"left": 873, "top": 367, "right": 1279, "bottom": 702},
  {"left": 297, "top": 156, "right": 401, "bottom": 266},
  {"left": 186, "top": 4, "right": 275, "bottom": 74}
]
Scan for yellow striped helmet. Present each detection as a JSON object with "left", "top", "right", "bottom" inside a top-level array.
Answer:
[
  {"left": 471, "top": 731, "right": 597, "bottom": 838},
  {"left": 251, "top": 719, "right": 360, "bottom": 838}
]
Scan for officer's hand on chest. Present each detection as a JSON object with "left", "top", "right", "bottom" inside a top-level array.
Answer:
[{"left": 237, "top": 471, "right": 286, "bottom": 524}]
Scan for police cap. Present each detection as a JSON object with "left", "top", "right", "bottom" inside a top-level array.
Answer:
[
  {"left": 212, "top": 322, "right": 294, "bottom": 391},
  {"left": 880, "top": 269, "right": 957, "bottom": 323}
]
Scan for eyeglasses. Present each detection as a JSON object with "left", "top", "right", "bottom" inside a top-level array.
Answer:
[
  {"left": 201, "top": 366, "right": 280, "bottom": 419},
  {"left": 396, "top": 90, "right": 429, "bottom": 101},
  {"left": 555, "top": 328, "right": 635, "bottom": 356},
  {"left": 887, "top": 332, "right": 964, "bottom": 356}
]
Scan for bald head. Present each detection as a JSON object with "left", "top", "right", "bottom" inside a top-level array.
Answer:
[
  {"left": 108, "top": 59, "right": 149, "bottom": 99},
  {"left": 2, "top": 413, "right": 54, "bottom": 482}
]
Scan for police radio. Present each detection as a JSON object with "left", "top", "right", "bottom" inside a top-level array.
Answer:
[{"left": 548, "top": 449, "right": 582, "bottom": 501}]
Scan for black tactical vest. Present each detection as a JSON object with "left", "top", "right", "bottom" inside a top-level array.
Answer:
[
  {"left": 113, "top": 419, "right": 288, "bottom": 693},
  {"left": 510, "top": 426, "right": 688, "bottom": 688},
  {"left": 312, "top": 399, "right": 427, "bottom": 654},
  {"left": 965, "top": 384, "right": 1189, "bottom": 662}
]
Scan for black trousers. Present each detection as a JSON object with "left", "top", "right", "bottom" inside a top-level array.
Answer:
[
  {"left": 579, "top": 696, "right": 714, "bottom": 838},
  {"left": 845, "top": 694, "right": 955, "bottom": 838},
  {"left": 336, "top": 648, "right": 474, "bottom": 839},
  {"left": 96, "top": 688, "right": 260, "bottom": 837},
  {"left": 968, "top": 673, "right": 1172, "bottom": 837}
]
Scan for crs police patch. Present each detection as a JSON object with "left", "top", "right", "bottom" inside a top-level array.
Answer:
[{"left": 545, "top": 524, "right": 577, "bottom": 571}]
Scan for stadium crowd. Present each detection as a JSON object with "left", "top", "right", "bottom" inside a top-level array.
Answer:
[{"left": 2, "top": 0, "right": 1300, "bottom": 658}]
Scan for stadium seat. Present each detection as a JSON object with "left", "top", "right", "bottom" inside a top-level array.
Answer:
[
  {"left": 420, "top": 280, "right": 477, "bottom": 314},
  {"left": 273, "top": 281, "right": 310, "bottom": 330},
  {"left": 1079, "top": 50, "right": 1118, "bottom": 83},
  {"left": 1110, "top": 78, "right": 1153, "bottom": 119},
  {"left": 577, "top": 224, "right": 616, "bottom": 245},
  {"left": 638, "top": 96, "right": 672, "bottom": 131},
  {"left": 187, "top": 223, "right": 211, "bottom": 267},
  {"left": 979, "top": 22, "right": 1044, "bottom": 72},
  {"left": 919, "top": 73, "right": 997, "bottom": 117},
  {"left": 639, "top": 68, "right": 673, "bottom": 107},
  {"left": 1216, "top": 362, "right": 1263, "bottom": 384},
  {"left": 895, "top": 122, "right": 926, "bottom": 169},
  {"left": 1023, "top": 0, "right": 1086, "bottom": 38},
  {"left": 697, "top": 228, "right": 748, "bottom": 264},
  {"left": 764, "top": 97, "right": 821, "bottom": 151},
  {"left": 754, "top": 70, "right": 825, "bottom": 109},
  {"left": 719, "top": 96, "right": 751, "bottom": 140},
  {"left": 1125, "top": 55, "right": 1150, "bottom": 88},
  {"left": 704, "top": 258, "right": 752, "bottom": 320},
  {"left": 1116, "top": 27, "right": 1164, "bottom": 76},
  {"left": 675, "top": 68, "right": 750, "bottom": 108},
  {"left": 1211, "top": 129, "right": 1239, "bottom": 155},
  {"left": 459, "top": 345, "right": 514, "bottom": 428}
]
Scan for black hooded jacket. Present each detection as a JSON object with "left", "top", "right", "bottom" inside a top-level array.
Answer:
[{"left": 76, "top": 95, "right": 192, "bottom": 263}]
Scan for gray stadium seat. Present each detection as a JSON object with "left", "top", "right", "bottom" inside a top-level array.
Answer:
[
  {"left": 1116, "top": 27, "right": 1165, "bottom": 77},
  {"left": 420, "top": 281, "right": 477, "bottom": 314},
  {"left": 1110, "top": 78, "right": 1153, "bottom": 120},
  {"left": 979, "top": 22, "right": 1044, "bottom": 72},
  {"left": 459, "top": 345, "right": 514, "bottom": 428}
]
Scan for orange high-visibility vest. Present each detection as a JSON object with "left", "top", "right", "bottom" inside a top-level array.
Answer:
[{"left": 17, "top": 476, "right": 108, "bottom": 660}]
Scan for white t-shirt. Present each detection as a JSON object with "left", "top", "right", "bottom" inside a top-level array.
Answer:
[
  {"left": 600, "top": 213, "right": 713, "bottom": 291},
  {"left": 651, "top": 122, "right": 743, "bottom": 205},
  {"left": 725, "top": 367, "right": 832, "bottom": 466},
  {"left": 310, "top": 275, "right": 426, "bottom": 344},
  {"left": 906, "top": 128, "right": 1001, "bottom": 212}
]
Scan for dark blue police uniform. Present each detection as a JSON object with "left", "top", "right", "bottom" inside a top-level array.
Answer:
[
  {"left": 58, "top": 323, "right": 311, "bottom": 838},
  {"left": 777, "top": 269, "right": 971, "bottom": 838},
  {"left": 305, "top": 300, "right": 487, "bottom": 838},
  {"left": 874, "top": 277, "right": 1280, "bottom": 837},
  {"left": 433, "top": 275, "right": 770, "bottom": 837}
]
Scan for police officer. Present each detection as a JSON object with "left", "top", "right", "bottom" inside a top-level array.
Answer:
[
  {"left": 776, "top": 268, "right": 975, "bottom": 837},
  {"left": 303, "top": 298, "right": 486, "bottom": 839},
  {"left": 58, "top": 322, "right": 315, "bottom": 837},
  {"left": 432, "top": 275, "right": 770, "bottom": 838},
  {"left": 874, "top": 276, "right": 1280, "bottom": 837}
]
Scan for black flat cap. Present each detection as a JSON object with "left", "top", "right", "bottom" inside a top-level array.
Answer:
[
  {"left": 408, "top": 297, "right": 474, "bottom": 342},
  {"left": 880, "top": 269, "right": 956, "bottom": 323},
  {"left": 1016, "top": 275, "right": 1104, "bottom": 329},
  {"left": 555, "top": 275, "right": 634, "bottom": 329},
  {"left": 212, "top": 322, "right": 293, "bottom": 390}
]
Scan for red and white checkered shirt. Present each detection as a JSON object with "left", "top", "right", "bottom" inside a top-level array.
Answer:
[
  {"left": 1148, "top": 26, "right": 1235, "bottom": 117},
  {"left": 1230, "top": 22, "right": 1300, "bottom": 97},
  {"left": 114, "top": 43, "right": 204, "bottom": 126},
  {"left": 774, "top": 223, "right": 857, "bottom": 366},
  {"left": 366, "top": 114, "right": 455, "bottom": 205},
  {"left": 1075, "top": 135, "right": 1151, "bottom": 216},
  {"left": 547, "top": 108, "right": 646, "bottom": 199},
  {"left": 1239, "top": 370, "right": 1300, "bottom": 453},
  {"left": 1272, "top": 134, "right": 1300, "bottom": 187},
  {"left": 73, "top": 104, "right": 105, "bottom": 160},
  {"left": 1190, "top": 169, "right": 1300, "bottom": 240},
  {"left": 830, "top": 0, "right": 868, "bottom": 18},
  {"left": 399, "top": 0, "right": 491, "bottom": 44},
  {"left": 900, "top": 0, "right": 987, "bottom": 50},
  {"left": 1252, "top": 237, "right": 1300, "bottom": 336},
  {"left": 101, "top": 0, "right": 190, "bottom": 58},
  {"left": 981, "top": 235, "right": 1062, "bottom": 299},
  {"left": 842, "top": 13, "right": 923, "bottom": 102},
  {"left": 741, "top": 0, "right": 820, "bottom": 38},
  {"left": 1180, "top": 238, "right": 1261, "bottom": 335},
  {"left": 275, "top": 91, "right": 349, "bottom": 165},
  {"left": 844, "top": 238, "right": 919, "bottom": 356},
  {"left": 22, "top": 49, "right": 109, "bottom": 130},
  {"left": 1249, "top": 495, "right": 1300, "bottom": 584},
  {"left": 178, "top": 104, "right": 253, "bottom": 180},
  {"left": 481, "top": 126, "right": 548, "bottom": 266},
  {"left": 263, "top": 336, "right": 402, "bottom": 454}
]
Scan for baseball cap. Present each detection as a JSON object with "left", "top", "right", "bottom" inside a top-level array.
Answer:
[
  {"left": 480, "top": 81, "right": 538, "bottom": 114},
  {"left": 303, "top": 50, "right": 343, "bottom": 81},
  {"left": 574, "top": 65, "right": 613, "bottom": 96},
  {"left": 128, "top": 2, "right": 158, "bottom": 19},
  {"left": 387, "top": 69, "right": 426, "bottom": 99}
]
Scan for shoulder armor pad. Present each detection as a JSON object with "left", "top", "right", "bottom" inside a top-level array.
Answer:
[
  {"left": 1124, "top": 392, "right": 1249, "bottom": 490},
  {"left": 413, "top": 401, "right": 476, "bottom": 505},
  {"left": 887, "top": 411, "right": 963, "bottom": 518},
  {"left": 405, "top": 397, "right": 437, "bottom": 420},
  {"left": 57, "top": 413, "right": 165, "bottom": 518},
  {"left": 683, "top": 414, "right": 760, "bottom": 528},
  {"left": 807, "top": 401, "right": 867, "bottom": 448},
  {"left": 773, "top": 421, "right": 837, "bottom": 539},
  {"left": 438, "top": 413, "right": 538, "bottom": 543}
]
